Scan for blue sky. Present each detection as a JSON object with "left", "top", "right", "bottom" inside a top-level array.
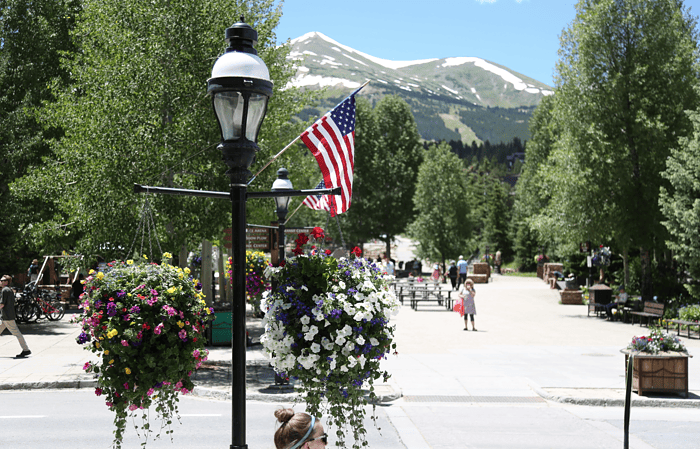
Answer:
[{"left": 275, "top": 0, "right": 700, "bottom": 87}]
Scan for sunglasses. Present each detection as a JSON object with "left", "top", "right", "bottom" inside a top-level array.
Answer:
[{"left": 307, "top": 433, "right": 328, "bottom": 445}]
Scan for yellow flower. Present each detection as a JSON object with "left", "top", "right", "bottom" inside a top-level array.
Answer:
[
  {"left": 108, "top": 359, "right": 114, "bottom": 365},
  {"left": 125, "top": 368, "right": 131, "bottom": 375},
  {"left": 127, "top": 259, "right": 134, "bottom": 265},
  {"left": 178, "top": 272, "right": 184, "bottom": 279},
  {"left": 163, "top": 252, "right": 173, "bottom": 259},
  {"left": 177, "top": 321, "right": 185, "bottom": 328},
  {"left": 142, "top": 254, "right": 148, "bottom": 260},
  {"left": 206, "top": 308, "right": 211, "bottom": 315},
  {"left": 96, "top": 272, "right": 104, "bottom": 280},
  {"left": 104, "top": 350, "right": 109, "bottom": 355},
  {"left": 89, "top": 269, "right": 95, "bottom": 275},
  {"left": 95, "top": 341, "right": 100, "bottom": 348},
  {"left": 167, "top": 287, "right": 176, "bottom": 294},
  {"left": 184, "top": 267, "right": 191, "bottom": 275}
]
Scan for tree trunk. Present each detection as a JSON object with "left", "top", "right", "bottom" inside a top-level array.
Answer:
[
  {"left": 640, "top": 247, "right": 653, "bottom": 301},
  {"left": 623, "top": 247, "right": 630, "bottom": 289},
  {"left": 385, "top": 238, "right": 392, "bottom": 262}
]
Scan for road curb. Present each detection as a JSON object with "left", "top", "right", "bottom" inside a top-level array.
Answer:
[{"left": 533, "top": 386, "right": 700, "bottom": 408}]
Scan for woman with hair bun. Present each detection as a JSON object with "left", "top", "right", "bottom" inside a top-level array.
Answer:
[{"left": 274, "top": 408, "right": 328, "bottom": 449}]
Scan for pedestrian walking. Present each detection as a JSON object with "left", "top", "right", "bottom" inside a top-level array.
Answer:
[
  {"left": 458, "top": 278, "right": 477, "bottom": 331},
  {"left": 274, "top": 408, "right": 328, "bottom": 449},
  {"left": 457, "top": 255, "right": 468, "bottom": 285},
  {"left": 0, "top": 275, "right": 31, "bottom": 358},
  {"left": 448, "top": 260, "right": 458, "bottom": 290}
]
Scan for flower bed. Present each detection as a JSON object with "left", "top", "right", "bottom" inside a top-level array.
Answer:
[
  {"left": 75, "top": 255, "right": 214, "bottom": 448},
  {"left": 261, "top": 228, "right": 399, "bottom": 449}
]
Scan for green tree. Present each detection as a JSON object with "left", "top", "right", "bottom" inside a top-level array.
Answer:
[
  {"left": 409, "top": 141, "right": 473, "bottom": 272},
  {"left": 532, "top": 0, "right": 699, "bottom": 298},
  {"left": 334, "top": 95, "right": 422, "bottom": 258},
  {"left": 660, "top": 107, "right": 700, "bottom": 300},
  {"left": 0, "top": 0, "right": 81, "bottom": 272},
  {"left": 11, "top": 0, "right": 315, "bottom": 263}
]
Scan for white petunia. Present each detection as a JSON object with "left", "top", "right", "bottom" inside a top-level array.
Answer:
[
  {"left": 304, "top": 325, "right": 319, "bottom": 341},
  {"left": 310, "top": 343, "right": 321, "bottom": 353},
  {"left": 370, "top": 337, "right": 379, "bottom": 346},
  {"left": 356, "top": 335, "right": 365, "bottom": 345},
  {"left": 300, "top": 315, "right": 310, "bottom": 325}
]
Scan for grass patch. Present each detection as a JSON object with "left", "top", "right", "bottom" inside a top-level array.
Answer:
[{"left": 502, "top": 271, "right": 537, "bottom": 278}]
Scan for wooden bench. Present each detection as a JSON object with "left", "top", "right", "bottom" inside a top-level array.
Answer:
[
  {"left": 630, "top": 302, "right": 665, "bottom": 327},
  {"left": 666, "top": 319, "right": 700, "bottom": 339}
]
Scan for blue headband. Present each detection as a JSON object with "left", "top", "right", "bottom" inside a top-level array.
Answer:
[{"left": 286, "top": 415, "right": 316, "bottom": 449}]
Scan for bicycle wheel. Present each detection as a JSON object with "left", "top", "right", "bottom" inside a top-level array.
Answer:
[
  {"left": 19, "top": 301, "right": 40, "bottom": 323},
  {"left": 46, "top": 300, "right": 65, "bottom": 321}
]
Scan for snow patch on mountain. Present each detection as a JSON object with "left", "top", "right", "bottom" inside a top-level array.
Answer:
[
  {"left": 292, "top": 32, "right": 438, "bottom": 70},
  {"left": 288, "top": 74, "right": 360, "bottom": 89},
  {"left": 442, "top": 57, "right": 535, "bottom": 92}
]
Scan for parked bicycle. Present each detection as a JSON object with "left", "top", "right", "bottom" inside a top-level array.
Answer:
[{"left": 14, "top": 281, "right": 65, "bottom": 323}]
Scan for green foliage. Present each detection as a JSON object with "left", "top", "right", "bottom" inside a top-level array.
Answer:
[
  {"left": 408, "top": 141, "right": 474, "bottom": 268},
  {"left": 9, "top": 0, "right": 316, "bottom": 264},
  {"left": 515, "top": 0, "right": 700, "bottom": 297},
  {"left": 0, "top": 0, "right": 81, "bottom": 272},
  {"left": 678, "top": 304, "right": 700, "bottom": 322},
  {"left": 76, "top": 257, "right": 214, "bottom": 448},
  {"left": 660, "top": 107, "right": 700, "bottom": 300}
]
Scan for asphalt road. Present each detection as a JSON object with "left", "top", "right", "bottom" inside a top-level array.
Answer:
[{"left": 3, "top": 389, "right": 700, "bottom": 449}]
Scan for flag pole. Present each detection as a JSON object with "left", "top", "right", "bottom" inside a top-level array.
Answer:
[
  {"left": 248, "top": 135, "right": 301, "bottom": 186},
  {"left": 247, "top": 80, "right": 371, "bottom": 186},
  {"left": 284, "top": 198, "right": 306, "bottom": 223}
]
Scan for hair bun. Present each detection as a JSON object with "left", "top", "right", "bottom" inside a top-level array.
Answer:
[{"left": 274, "top": 408, "right": 295, "bottom": 424}]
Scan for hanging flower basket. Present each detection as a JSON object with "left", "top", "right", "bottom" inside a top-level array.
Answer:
[
  {"left": 75, "top": 254, "right": 214, "bottom": 448},
  {"left": 261, "top": 228, "right": 400, "bottom": 449}
]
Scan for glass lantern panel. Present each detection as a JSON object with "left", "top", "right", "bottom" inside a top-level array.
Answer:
[
  {"left": 245, "top": 94, "right": 269, "bottom": 141},
  {"left": 213, "top": 91, "right": 245, "bottom": 141},
  {"left": 274, "top": 194, "right": 291, "bottom": 213}
]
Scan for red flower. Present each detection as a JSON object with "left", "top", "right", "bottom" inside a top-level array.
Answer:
[
  {"left": 296, "top": 233, "right": 309, "bottom": 246},
  {"left": 351, "top": 247, "right": 362, "bottom": 257},
  {"left": 292, "top": 247, "right": 304, "bottom": 256},
  {"left": 279, "top": 260, "right": 286, "bottom": 267},
  {"left": 310, "top": 227, "right": 325, "bottom": 240},
  {"left": 325, "top": 249, "right": 332, "bottom": 255}
]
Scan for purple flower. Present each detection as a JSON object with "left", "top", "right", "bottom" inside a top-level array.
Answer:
[
  {"left": 77, "top": 332, "right": 90, "bottom": 344},
  {"left": 106, "top": 302, "right": 117, "bottom": 317},
  {"left": 178, "top": 329, "right": 187, "bottom": 341},
  {"left": 130, "top": 305, "right": 140, "bottom": 314}
]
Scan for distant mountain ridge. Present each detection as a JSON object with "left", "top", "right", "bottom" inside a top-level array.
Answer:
[{"left": 287, "top": 32, "right": 553, "bottom": 145}]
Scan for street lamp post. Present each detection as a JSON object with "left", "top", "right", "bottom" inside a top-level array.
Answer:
[
  {"left": 207, "top": 17, "right": 272, "bottom": 449},
  {"left": 133, "top": 18, "right": 340, "bottom": 449},
  {"left": 271, "top": 167, "right": 292, "bottom": 386},
  {"left": 271, "top": 168, "right": 293, "bottom": 265}
]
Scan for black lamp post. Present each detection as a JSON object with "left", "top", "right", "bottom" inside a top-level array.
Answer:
[
  {"left": 271, "top": 167, "right": 293, "bottom": 264},
  {"left": 207, "top": 17, "right": 272, "bottom": 449},
  {"left": 133, "top": 19, "right": 341, "bottom": 449},
  {"left": 271, "top": 167, "right": 292, "bottom": 386}
]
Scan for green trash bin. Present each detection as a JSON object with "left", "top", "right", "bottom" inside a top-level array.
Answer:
[{"left": 211, "top": 311, "right": 232, "bottom": 346}]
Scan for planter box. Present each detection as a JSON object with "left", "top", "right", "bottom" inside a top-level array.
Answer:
[
  {"left": 560, "top": 290, "right": 583, "bottom": 305},
  {"left": 467, "top": 274, "right": 488, "bottom": 284},
  {"left": 473, "top": 262, "right": 490, "bottom": 276},
  {"left": 622, "top": 350, "right": 692, "bottom": 398},
  {"left": 536, "top": 265, "right": 544, "bottom": 279}
]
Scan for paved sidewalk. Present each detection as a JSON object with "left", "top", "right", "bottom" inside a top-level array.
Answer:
[{"left": 1, "top": 275, "right": 699, "bottom": 409}]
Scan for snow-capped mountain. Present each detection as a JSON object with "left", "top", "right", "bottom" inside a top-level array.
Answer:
[{"left": 287, "top": 32, "right": 553, "bottom": 144}]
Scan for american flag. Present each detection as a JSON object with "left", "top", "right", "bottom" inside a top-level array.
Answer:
[
  {"left": 302, "top": 179, "right": 330, "bottom": 211},
  {"left": 300, "top": 93, "right": 357, "bottom": 216}
]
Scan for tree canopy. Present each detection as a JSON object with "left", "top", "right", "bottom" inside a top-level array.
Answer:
[{"left": 9, "top": 0, "right": 316, "bottom": 263}]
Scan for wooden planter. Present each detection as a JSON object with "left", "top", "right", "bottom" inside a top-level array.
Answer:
[{"left": 622, "top": 350, "right": 692, "bottom": 398}]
